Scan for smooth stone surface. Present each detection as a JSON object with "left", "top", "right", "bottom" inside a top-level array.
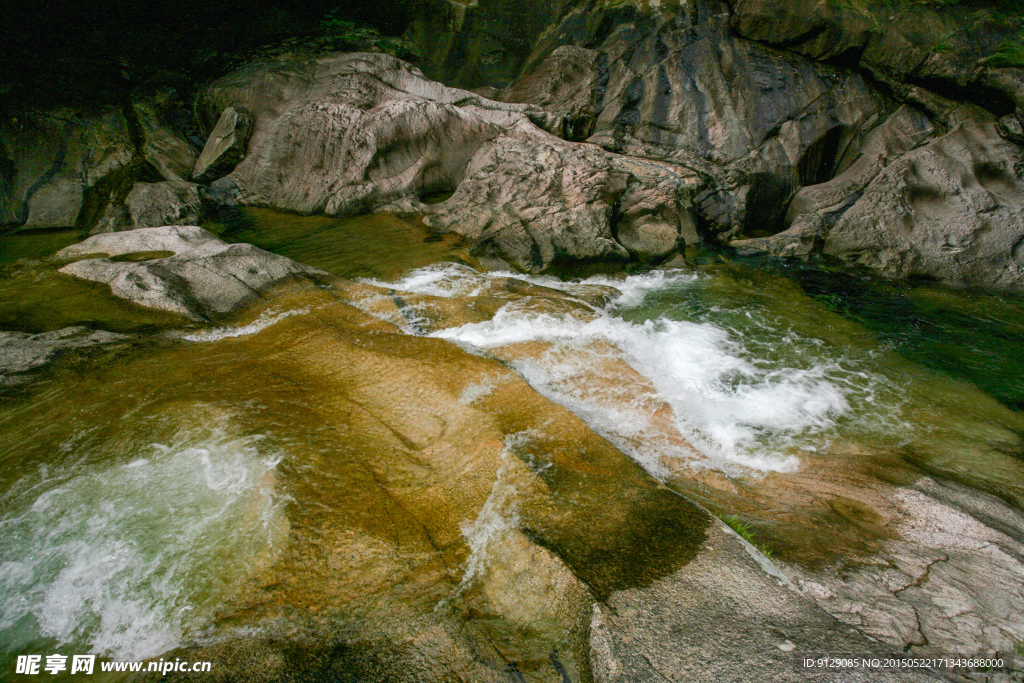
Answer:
[
  {"left": 823, "top": 122, "right": 1024, "bottom": 291},
  {"left": 56, "top": 225, "right": 330, "bottom": 321},
  {"left": 198, "top": 52, "right": 697, "bottom": 272}
]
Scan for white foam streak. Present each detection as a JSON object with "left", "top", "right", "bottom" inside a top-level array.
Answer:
[
  {"left": 174, "top": 308, "right": 309, "bottom": 342},
  {"left": 408, "top": 266, "right": 898, "bottom": 475}
]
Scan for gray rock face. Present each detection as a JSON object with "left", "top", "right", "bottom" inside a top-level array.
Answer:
[
  {"left": 427, "top": 0, "right": 890, "bottom": 241},
  {"left": 590, "top": 522, "right": 936, "bottom": 683},
  {"left": 823, "top": 122, "right": 1024, "bottom": 290},
  {"left": 0, "top": 109, "right": 135, "bottom": 229},
  {"left": 498, "top": 45, "right": 604, "bottom": 141},
  {"left": 0, "top": 326, "right": 128, "bottom": 385},
  {"left": 405, "top": 0, "right": 1024, "bottom": 289},
  {"left": 56, "top": 225, "right": 330, "bottom": 321},
  {"left": 200, "top": 52, "right": 551, "bottom": 214},
  {"left": 134, "top": 97, "right": 200, "bottom": 183},
  {"left": 93, "top": 180, "right": 204, "bottom": 233},
  {"left": 0, "top": 99, "right": 199, "bottom": 232},
  {"left": 191, "top": 106, "right": 253, "bottom": 183},
  {"left": 199, "top": 52, "right": 698, "bottom": 272},
  {"left": 782, "top": 477, "right": 1024, "bottom": 660},
  {"left": 730, "top": 0, "right": 1023, "bottom": 117}
]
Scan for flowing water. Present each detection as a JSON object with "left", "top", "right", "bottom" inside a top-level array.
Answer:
[{"left": 1, "top": 211, "right": 1023, "bottom": 670}]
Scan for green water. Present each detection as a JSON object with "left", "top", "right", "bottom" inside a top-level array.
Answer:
[
  {"left": 1, "top": 213, "right": 1023, "bottom": 669},
  {"left": 0, "top": 228, "right": 190, "bottom": 334},
  {"left": 742, "top": 257, "right": 1024, "bottom": 413},
  {"left": 0, "top": 227, "right": 85, "bottom": 265},
  {"left": 202, "top": 207, "right": 474, "bottom": 280}
]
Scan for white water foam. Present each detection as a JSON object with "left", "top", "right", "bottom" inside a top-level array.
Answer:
[
  {"left": 363, "top": 264, "right": 904, "bottom": 476},
  {"left": 0, "top": 429, "right": 287, "bottom": 660},
  {"left": 447, "top": 433, "right": 526, "bottom": 604},
  {"left": 174, "top": 308, "right": 309, "bottom": 342}
]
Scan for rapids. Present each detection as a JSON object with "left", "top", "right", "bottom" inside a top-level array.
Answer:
[{"left": 1, "top": 210, "right": 1023, "bottom": 674}]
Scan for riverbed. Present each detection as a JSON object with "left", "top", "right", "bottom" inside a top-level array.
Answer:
[{"left": 2, "top": 210, "right": 1022, "bottom": 677}]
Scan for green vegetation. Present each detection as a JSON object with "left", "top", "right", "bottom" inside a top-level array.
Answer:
[
  {"left": 982, "top": 31, "right": 1024, "bottom": 65},
  {"left": 720, "top": 515, "right": 774, "bottom": 559},
  {"left": 320, "top": 10, "right": 420, "bottom": 60}
]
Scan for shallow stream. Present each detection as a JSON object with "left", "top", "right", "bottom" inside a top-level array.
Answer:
[{"left": 1, "top": 210, "right": 1022, "bottom": 671}]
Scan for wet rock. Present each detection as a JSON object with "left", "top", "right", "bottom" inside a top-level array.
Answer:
[
  {"left": 55, "top": 225, "right": 330, "bottom": 321},
  {"left": 590, "top": 521, "right": 936, "bottom": 683},
  {"left": 191, "top": 106, "right": 253, "bottom": 183},
  {"left": 0, "top": 326, "right": 128, "bottom": 384},
  {"left": 823, "top": 122, "right": 1024, "bottom": 291},
  {"left": 112, "top": 281, "right": 937, "bottom": 683}
]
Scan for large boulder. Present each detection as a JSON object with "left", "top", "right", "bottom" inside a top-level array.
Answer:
[
  {"left": 55, "top": 225, "right": 330, "bottom": 321},
  {"left": 0, "top": 97, "right": 199, "bottom": 232},
  {"left": 0, "top": 108, "right": 136, "bottom": 229},
  {"left": 93, "top": 180, "right": 204, "bottom": 233},
  {"left": 822, "top": 121, "right": 1024, "bottom": 291},
  {"left": 198, "top": 52, "right": 698, "bottom": 271}
]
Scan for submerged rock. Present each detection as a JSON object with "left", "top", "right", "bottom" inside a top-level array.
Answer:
[
  {"left": 0, "top": 326, "right": 128, "bottom": 385},
  {"left": 55, "top": 225, "right": 330, "bottom": 321},
  {"left": 85, "top": 283, "right": 925, "bottom": 683}
]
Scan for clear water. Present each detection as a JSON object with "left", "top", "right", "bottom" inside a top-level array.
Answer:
[
  {"left": 362, "top": 263, "right": 1024, "bottom": 507},
  {"left": 1, "top": 215, "right": 1022, "bottom": 666}
]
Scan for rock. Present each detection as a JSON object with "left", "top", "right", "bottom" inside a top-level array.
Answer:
[
  {"left": 191, "top": 106, "right": 253, "bottom": 183},
  {"left": 823, "top": 122, "right": 1024, "bottom": 291},
  {"left": 781, "top": 477, "right": 1024, "bottom": 658},
  {"left": 93, "top": 180, "right": 204, "bottom": 233},
  {"left": 589, "top": 521, "right": 936, "bottom": 683},
  {"left": 730, "top": 0, "right": 1020, "bottom": 116},
  {"left": 424, "top": 130, "right": 632, "bottom": 270},
  {"left": 458, "top": 0, "right": 891, "bottom": 241},
  {"left": 996, "top": 113, "right": 1024, "bottom": 145},
  {"left": 0, "top": 97, "right": 200, "bottom": 232},
  {"left": 199, "top": 52, "right": 696, "bottom": 271},
  {"left": 55, "top": 225, "right": 330, "bottom": 321},
  {"left": 0, "top": 326, "right": 128, "bottom": 384},
  {"left": 498, "top": 46, "right": 604, "bottom": 141},
  {"left": 785, "top": 106, "right": 936, "bottom": 226},
  {"left": 102, "top": 280, "right": 939, "bottom": 682},
  {"left": 127, "top": 181, "right": 202, "bottom": 230},
  {"left": 0, "top": 108, "right": 135, "bottom": 229},
  {"left": 200, "top": 52, "right": 541, "bottom": 217},
  {"left": 133, "top": 96, "right": 200, "bottom": 182}
]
